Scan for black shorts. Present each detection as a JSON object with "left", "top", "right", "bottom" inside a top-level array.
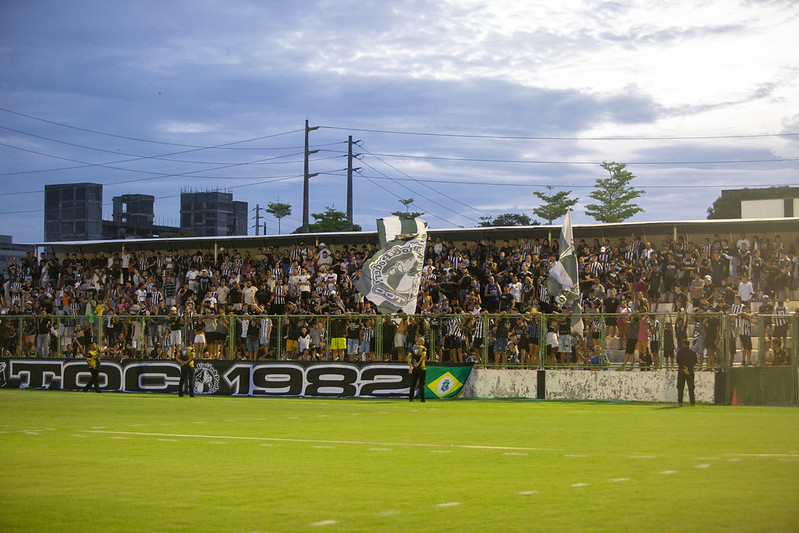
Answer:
[
  {"left": 649, "top": 340, "right": 659, "bottom": 354},
  {"left": 740, "top": 335, "right": 752, "bottom": 350},
  {"left": 625, "top": 337, "right": 637, "bottom": 354},
  {"left": 444, "top": 335, "right": 462, "bottom": 350}
]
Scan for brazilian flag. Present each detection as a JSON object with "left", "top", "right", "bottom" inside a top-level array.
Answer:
[{"left": 425, "top": 365, "right": 472, "bottom": 399}]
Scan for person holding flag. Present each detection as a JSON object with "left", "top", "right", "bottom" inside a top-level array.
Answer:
[
  {"left": 546, "top": 211, "right": 584, "bottom": 339},
  {"left": 355, "top": 216, "right": 428, "bottom": 316}
]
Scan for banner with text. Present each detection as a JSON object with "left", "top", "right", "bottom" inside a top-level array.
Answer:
[{"left": 0, "top": 359, "right": 472, "bottom": 399}]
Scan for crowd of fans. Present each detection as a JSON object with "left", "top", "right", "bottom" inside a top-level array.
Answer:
[{"left": 0, "top": 230, "right": 797, "bottom": 368}]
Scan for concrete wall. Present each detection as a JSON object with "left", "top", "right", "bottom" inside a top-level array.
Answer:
[
  {"left": 545, "top": 369, "right": 715, "bottom": 403},
  {"left": 463, "top": 368, "right": 716, "bottom": 403},
  {"left": 741, "top": 198, "right": 785, "bottom": 218},
  {"left": 462, "top": 368, "right": 538, "bottom": 399}
]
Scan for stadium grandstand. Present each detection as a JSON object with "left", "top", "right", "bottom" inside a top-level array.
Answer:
[{"left": 1, "top": 216, "right": 797, "bottom": 404}]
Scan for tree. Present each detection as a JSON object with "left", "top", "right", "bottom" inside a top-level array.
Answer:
[
  {"left": 478, "top": 213, "right": 538, "bottom": 227},
  {"left": 265, "top": 201, "right": 292, "bottom": 234},
  {"left": 392, "top": 198, "right": 424, "bottom": 219},
  {"left": 532, "top": 186, "right": 579, "bottom": 224},
  {"left": 585, "top": 161, "right": 645, "bottom": 223},
  {"left": 306, "top": 206, "right": 362, "bottom": 233}
]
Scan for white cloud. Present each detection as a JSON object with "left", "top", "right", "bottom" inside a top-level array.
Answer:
[{"left": 157, "top": 122, "right": 217, "bottom": 134}]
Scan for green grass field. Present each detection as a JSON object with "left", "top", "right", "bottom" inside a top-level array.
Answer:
[{"left": 1, "top": 390, "right": 797, "bottom": 532}]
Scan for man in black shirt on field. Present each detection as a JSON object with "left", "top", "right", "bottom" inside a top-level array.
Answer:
[
  {"left": 408, "top": 336, "right": 427, "bottom": 402},
  {"left": 676, "top": 339, "right": 697, "bottom": 406}
]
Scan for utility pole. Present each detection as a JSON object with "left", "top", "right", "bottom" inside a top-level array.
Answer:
[
  {"left": 302, "top": 119, "right": 320, "bottom": 232},
  {"left": 346, "top": 135, "right": 361, "bottom": 230},
  {"left": 252, "top": 204, "right": 264, "bottom": 235}
]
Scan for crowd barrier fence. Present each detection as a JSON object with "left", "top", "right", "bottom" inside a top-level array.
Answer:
[{"left": 1, "top": 312, "right": 795, "bottom": 371}]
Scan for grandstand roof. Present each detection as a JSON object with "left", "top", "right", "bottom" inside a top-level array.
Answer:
[{"left": 38, "top": 217, "right": 799, "bottom": 255}]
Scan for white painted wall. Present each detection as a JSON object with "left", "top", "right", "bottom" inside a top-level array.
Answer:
[
  {"left": 741, "top": 199, "right": 785, "bottom": 219},
  {"left": 462, "top": 368, "right": 538, "bottom": 399},
  {"left": 462, "top": 369, "right": 715, "bottom": 404},
  {"left": 545, "top": 369, "right": 714, "bottom": 403}
]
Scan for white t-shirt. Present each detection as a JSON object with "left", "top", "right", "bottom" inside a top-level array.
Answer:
[{"left": 737, "top": 281, "right": 754, "bottom": 302}]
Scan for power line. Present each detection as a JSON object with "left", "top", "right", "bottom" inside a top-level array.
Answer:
[
  {"left": 317, "top": 125, "right": 799, "bottom": 141},
  {"left": 0, "top": 125, "right": 347, "bottom": 166},
  {"left": 0, "top": 106, "right": 302, "bottom": 148},
  {"left": 355, "top": 172, "right": 463, "bottom": 228},
  {"left": 357, "top": 174, "right": 799, "bottom": 189},
  {"left": 361, "top": 151, "right": 799, "bottom": 166},
  {"left": 356, "top": 160, "right": 477, "bottom": 226},
  {"left": 359, "top": 145, "right": 493, "bottom": 219},
  {"left": 0, "top": 140, "right": 307, "bottom": 184}
]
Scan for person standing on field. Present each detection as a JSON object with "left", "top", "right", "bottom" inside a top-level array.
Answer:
[
  {"left": 408, "top": 336, "right": 427, "bottom": 402},
  {"left": 676, "top": 339, "right": 697, "bottom": 406},
  {"left": 177, "top": 346, "right": 195, "bottom": 397},
  {"left": 83, "top": 341, "right": 103, "bottom": 393}
]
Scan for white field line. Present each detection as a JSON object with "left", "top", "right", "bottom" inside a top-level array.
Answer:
[
  {"left": 80, "top": 430, "right": 799, "bottom": 458},
  {"left": 310, "top": 520, "right": 337, "bottom": 527},
  {"left": 721, "top": 453, "right": 799, "bottom": 457},
  {"left": 84, "top": 429, "right": 545, "bottom": 451}
]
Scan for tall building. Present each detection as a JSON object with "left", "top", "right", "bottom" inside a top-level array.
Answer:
[
  {"left": 112, "top": 194, "right": 154, "bottom": 228},
  {"left": 180, "top": 190, "right": 248, "bottom": 236},
  {"left": 104, "top": 194, "right": 159, "bottom": 239},
  {"left": 43, "top": 183, "right": 248, "bottom": 241},
  {"left": 711, "top": 186, "right": 799, "bottom": 219},
  {"left": 44, "top": 183, "right": 103, "bottom": 241}
]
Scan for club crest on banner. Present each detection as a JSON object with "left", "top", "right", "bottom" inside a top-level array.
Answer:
[
  {"left": 194, "top": 362, "right": 220, "bottom": 395},
  {"left": 356, "top": 216, "right": 428, "bottom": 315}
]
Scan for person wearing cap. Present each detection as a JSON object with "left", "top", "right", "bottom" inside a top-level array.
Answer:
[
  {"left": 176, "top": 346, "right": 195, "bottom": 397},
  {"left": 408, "top": 336, "right": 427, "bottom": 402}
]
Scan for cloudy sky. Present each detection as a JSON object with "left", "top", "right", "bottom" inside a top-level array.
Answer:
[{"left": 1, "top": 0, "right": 797, "bottom": 243}]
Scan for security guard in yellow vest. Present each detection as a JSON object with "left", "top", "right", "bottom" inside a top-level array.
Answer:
[
  {"left": 83, "top": 342, "right": 103, "bottom": 393},
  {"left": 408, "top": 336, "right": 427, "bottom": 402}
]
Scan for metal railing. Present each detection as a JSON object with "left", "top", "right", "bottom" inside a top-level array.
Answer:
[{"left": 1, "top": 311, "right": 796, "bottom": 371}]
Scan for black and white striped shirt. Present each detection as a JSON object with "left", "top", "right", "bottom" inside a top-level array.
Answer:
[
  {"left": 361, "top": 326, "right": 373, "bottom": 344},
  {"left": 472, "top": 318, "right": 485, "bottom": 340},
  {"left": 445, "top": 316, "right": 461, "bottom": 337},
  {"left": 731, "top": 303, "right": 744, "bottom": 330},
  {"left": 774, "top": 305, "right": 788, "bottom": 327},
  {"left": 272, "top": 284, "right": 286, "bottom": 305}
]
